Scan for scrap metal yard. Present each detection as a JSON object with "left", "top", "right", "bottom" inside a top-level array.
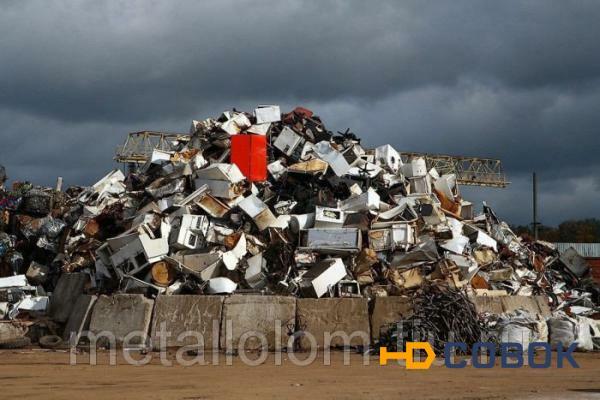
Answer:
[
  {"left": 1, "top": 2, "right": 600, "bottom": 398},
  {"left": 0, "top": 105, "right": 597, "bottom": 351},
  {"left": 0, "top": 104, "right": 598, "bottom": 399}
]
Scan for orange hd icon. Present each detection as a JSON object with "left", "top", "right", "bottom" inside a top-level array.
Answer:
[{"left": 379, "top": 342, "right": 436, "bottom": 370}]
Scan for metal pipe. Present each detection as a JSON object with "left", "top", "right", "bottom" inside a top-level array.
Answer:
[{"left": 533, "top": 172, "right": 539, "bottom": 240}]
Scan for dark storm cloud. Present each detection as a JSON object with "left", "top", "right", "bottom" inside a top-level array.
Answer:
[{"left": 0, "top": 0, "right": 598, "bottom": 225}]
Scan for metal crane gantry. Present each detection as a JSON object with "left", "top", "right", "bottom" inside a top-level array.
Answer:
[
  {"left": 400, "top": 152, "right": 509, "bottom": 188},
  {"left": 114, "top": 131, "right": 191, "bottom": 164},
  {"left": 114, "top": 131, "right": 509, "bottom": 188}
]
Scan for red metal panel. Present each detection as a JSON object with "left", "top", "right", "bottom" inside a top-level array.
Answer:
[
  {"left": 231, "top": 134, "right": 267, "bottom": 182},
  {"left": 231, "top": 134, "right": 250, "bottom": 180},
  {"left": 249, "top": 135, "right": 267, "bottom": 181}
]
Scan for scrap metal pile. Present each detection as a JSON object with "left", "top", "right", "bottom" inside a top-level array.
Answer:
[
  {"left": 0, "top": 105, "right": 598, "bottom": 323},
  {"left": 376, "top": 284, "right": 484, "bottom": 354}
]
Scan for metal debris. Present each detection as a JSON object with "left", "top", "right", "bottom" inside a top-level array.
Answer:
[{"left": 0, "top": 105, "right": 597, "bottom": 351}]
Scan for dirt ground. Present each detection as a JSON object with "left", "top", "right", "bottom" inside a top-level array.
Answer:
[{"left": 0, "top": 349, "right": 598, "bottom": 400}]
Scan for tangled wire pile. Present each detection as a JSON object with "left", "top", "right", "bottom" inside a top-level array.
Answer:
[{"left": 377, "top": 284, "right": 484, "bottom": 354}]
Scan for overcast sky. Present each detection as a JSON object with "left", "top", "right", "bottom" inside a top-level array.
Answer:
[{"left": 0, "top": 0, "right": 599, "bottom": 225}]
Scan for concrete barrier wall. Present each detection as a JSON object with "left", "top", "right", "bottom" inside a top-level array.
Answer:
[
  {"left": 150, "top": 295, "right": 223, "bottom": 349},
  {"left": 471, "top": 296, "right": 504, "bottom": 315},
  {"left": 370, "top": 297, "right": 413, "bottom": 341},
  {"left": 500, "top": 295, "right": 543, "bottom": 315},
  {"left": 220, "top": 295, "right": 295, "bottom": 351},
  {"left": 297, "top": 298, "right": 370, "bottom": 349},
  {"left": 88, "top": 294, "right": 154, "bottom": 346},
  {"left": 63, "top": 294, "right": 97, "bottom": 342},
  {"left": 49, "top": 273, "right": 89, "bottom": 323},
  {"left": 74, "top": 293, "right": 555, "bottom": 350},
  {"left": 534, "top": 295, "right": 552, "bottom": 317}
]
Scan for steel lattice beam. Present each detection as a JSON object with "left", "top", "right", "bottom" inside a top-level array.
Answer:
[
  {"left": 114, "top": 132, "right": 508, "bottom": 188},
  {"left": 114, "top": 131, "right": 191, "bottom": 163},
  {"left": 400, "top": 152, "right": 509, "bottom": 188}
]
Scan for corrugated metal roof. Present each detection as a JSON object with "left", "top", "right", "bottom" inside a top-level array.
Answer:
[{"left": 553, "top": 243, "right": 600, "bottom": 258}]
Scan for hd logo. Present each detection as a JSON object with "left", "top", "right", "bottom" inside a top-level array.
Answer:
[{"left": 379, "top": 342, "right": 579, "bottom": 369}]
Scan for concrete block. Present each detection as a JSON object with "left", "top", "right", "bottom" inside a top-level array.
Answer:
[
  {"left": 534, "top": 295, "right": 552, "bottom": 317},
  {"left": 297, "top": 298, "right": 370, "bottom": 349},
  {"left": 150, "top": 295, "right": 224, "bottom": 349},
  {"left": 220, "top": 295, "right": 295, "bottom": 351},
  {"left": 501, "top": 296, "right": 541, "bottom": 316},
  {"left": 471, "top": 296, "right": 504, "bottom": 315},
  {"left": 88, "top": 294, "right": 154, "bottom": 346},
  {"left": 49, "top": 273, "right": 88, "bottom": 323},
  {"left": 63, "top": 295, "right": 97, "bottom": 342},
  {"left": 370, "top": 296, "right": 413, "bottom": 341}
]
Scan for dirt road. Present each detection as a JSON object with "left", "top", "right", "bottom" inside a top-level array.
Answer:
[{"left": 0, "top": 349, "right": 598, "bottom": 399}]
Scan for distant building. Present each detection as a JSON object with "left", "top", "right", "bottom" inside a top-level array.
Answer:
[{"left": 554, "top": 243, "right": 600, "bottom": 284}]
